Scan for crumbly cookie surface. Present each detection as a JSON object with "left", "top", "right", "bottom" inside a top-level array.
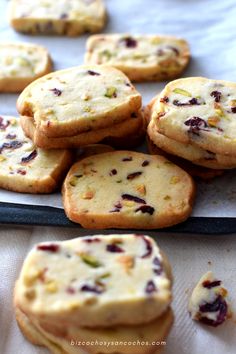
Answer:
[
  {"left": 85, "top": 34, "right": 190, "bottom": 81},
  {"left": 15, "top": 234, "right": 172, "bottom": 328}
]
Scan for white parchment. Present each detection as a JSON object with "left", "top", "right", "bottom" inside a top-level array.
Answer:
[{"left": 0, "top": 0, "right": 235, "bottom": 217}]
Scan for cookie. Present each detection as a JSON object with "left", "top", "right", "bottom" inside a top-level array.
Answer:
[
  {"left": 9, "top": 0, "right": 106, "bottom": 36},
  {"left": 17, "top": 65, "right": 142, "bottom": 138},
  {"left": 63, "top": 151, "right": 195, "bottom": 229},
  {"left": 14, "top": 234, "right": 172, "bottom": 328},
  {"left": 85, "top": 34, "right": 190, "bottom": 82},
  {"left": 20, "top": 112, "right": 143, "bottom": 149},
  {"left": 15, "top": 305, "right": 173, "bottom": 354},
  {"left": 0, "top": 116, "right": 73, "bottom": 193},
  {"left": 152, "top": 77, "right": 236, "bottom": 156},
  {"left": 146, "top": 134, "right": 225, "bottom": 180},
  {"left": 148, "top": 118, "right": 236, "bottom": 169},
  {"left": 188, "top": 271, "right": 230, "bottom": 327},
  {"left": 0, "top": 42, "right": 52, "bottom": 92}
]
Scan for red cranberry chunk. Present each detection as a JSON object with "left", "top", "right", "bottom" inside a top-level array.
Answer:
[
  {"left": 135, "top": 205, "right": 155, "bottom": 215},
  {"left": 80, "top": 284, "right": 104, "bottom": 294},
  {"left": 50, "top": 88, "right": 62, "bottom": 96},
  {"left": 231, "top": 107, "right": 236, "bottom": 113},
  {"left": 160, "top": 96, "right": 169, "bottom": 103},
  {"left": 122, "top": 157, "right": 133, "bottom": 162},
  {"left": 6, "top": 134, "right": 16, "bottom": 139},
  {"left": 199, "top": 296, "right": 228, "bottom": 327},
  {"left": 106, "top": 244, "right": 124, "bottom": 253},
  {"left": 120, "top": 36, "right": 137, "bottom": 48},
  {"left": 0, "top": 140, "right": 23, "bottom": 153},
  {"left": 122, "top": 194, "right": 146, "bottom": 204},
  {"left": 145, "top": 280, "right": 157, "bottom": 294},
  {"left": 66, "top": 286, "right": 76, "bottom": 294},
  {"left": 0, "top": 117, "right": 10, "bottom": 130},
  {"left": 142, "top": 160, "right": 149, "bottom": 167},
  {"left": 109, "top": 169, "right": 117, "bottom": 176},
  {"left": 210, "top": 91, "right": 221, "bottom": 103},
  {"left": 21, "top": 150, "right": 37, "bottom": 164},
  {"left": 202, "top": 280, "right": 221, "bottom": 289},
  {"left": 37, "top": 244, "right": 60, "bottom": 253},
  {"left": 127, "top": 172, "right": 142, "bottom": 180},
  {"left": 17, "top": 169, "right": 26, "bottom": 175},
  {"left": 184, "top": 117, "right": 209, "bottom": 135},
  {"left": 88, "top": 70, "right": 100, "bottom": 76},
  {"left": 83, "top": 237, "right": 101, "bottom": 243}
]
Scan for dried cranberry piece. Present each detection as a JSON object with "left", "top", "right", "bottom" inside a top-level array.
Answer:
[
  {"left": 167, "top": 46, "right": 179, "bottom": 56},
  {"left": 157, "top": 49, "right": 165, "bottom": 56},
  {"left": 122, "top": 194, "right": 146, "bottom": 204},
  {"left": 0, "top": 140, "right": 23, "bottom": 153},
  {"left": 0, "top": 117, "right": 10, "bottom": 130},
  {"left": 66, "top": 286, "right": 76, "bottom": 294},
  {"left": 50, "top": 88, "right": 62, "bottom": 96},
  {"left": 127, "top": 171, "right": 142, "bottom": 180},
  {"left": 153, "top": 257, "right": 163, "bottom": 275},
  {"left": 136, "top": 235, "right": 153, "bottom": 258},
  {"left": 173, "top": 98, "right": 200, "bottom": 106},
  {"left": 202, "top": 280, "right": 221, "bottom": 289},
  {"left": 106, "top": 244, "right": 124, "bottom": 253},
  {"left": 122, "top": 157, "right": 133, "bottom": 161},
  {"left": 88, "top": 70, "right": 100, "bottom": 76},
  {"left": 60, "top": 13, "right": 68, "bottom": 19},
  {"left": 160, "top": 96, "right": 169, "bottom": 103},
  {"left": 21, "top": 150, "right": 37, "bottom": 164},
  {"left": 135, "top": 205, "right": 155, "bottom": 215},
  {"left": 80, "top": 284, "right": 104, "bottom": 294},
  {"left": 109, "top": 202, "right": 122, "bottom": 213},
  {"left": 142, "top": 160, "right": 149, "bottom": 167},
  {"left": 37, "top": 244, "right": 59, "bottom": 252},
  {"left": 210, "top": 91, "right": 221, "bottom": 103},
  {"left": 120, "top": 36, "right": 137, "bottom": 48},
  {"left": 6, "top": 134, "right": 16, "bottom": 139},
  {"left": 145, "top": 280, "right": 157, "bottom": 294},
  {"left": 199, "top": 296, "right": 228, "bottom": 327},
  {"left": 184, "top": 117, "right": 209, "bottom": 135},
  {"left": 109, "top": 169, "right": 117, "bottom": 176},
  {"left": 17, "top": 169, "right": 26, "bottom": 175},
  {"left": 83, "top": 237, "right": 101, "bottom": 243},
  {"left": 231, "top": 107, "right": 236, "bottom": 113}
]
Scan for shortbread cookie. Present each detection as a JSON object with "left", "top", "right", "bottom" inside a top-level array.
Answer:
[
  {"left": 9, "top": 0, "right": 106, "bottom": 36},
  {"left": 0, "top": 42, "right": 52, "bottom": 92},
  {"left": 14, "top": 234, "right": 172, "bottom": 328},
  {"left": 0, "top": 116, "right": 72, "bottom": 193},
  {"left": 148, "top": 119, "right": 236, "bottom": 169},
  {"left": 63, "top": 151, "right": 195, "bottom": 229},
  {"left": 85, "top": 34, "right": 190, "bottom": 82},
  {"left": 146, "top": 135, "right": 225, "bottom": 180},
  {"left": 17, "top": 65, "right": 142, "bottom": 138},
  {"left": 152, "top": 77, "right": 236, "bottom": 156},
  {"left": 15, "top": 305, "right": 173, "bottom": 354},
  {"left": 20, "top": 112, "right": 143, "bottom": 149},
  {"left": 188, "top": 272, "right": 230, "bottom": 327}
]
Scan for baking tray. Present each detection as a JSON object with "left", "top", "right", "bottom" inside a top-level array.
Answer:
[{"left": 1, "top": 201, "right": 235, "bottom": 234}]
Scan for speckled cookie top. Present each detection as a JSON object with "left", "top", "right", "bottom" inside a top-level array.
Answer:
[
  {"left": 17, "top": 65, "right": 142, "bottom": 134},
  {"left": 10, "top": 0, "right": 105, "bottom": 22},
  {"left": 0, "top": 42, "right": 50, "bottom": 79},
  {"left": 86, "top": 34, "right": 190, "bottom": 69},
  {"left": 153, "top": 77, "right": 236, "bottom": 155},
  {"left": 16, "top": 234, "right": 171, "bottom": 318},
  {"left": 188, "top": 271, "right": 230, "bottom": 327}
]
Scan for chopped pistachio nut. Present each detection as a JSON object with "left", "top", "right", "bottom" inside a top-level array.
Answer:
[
  {"left": 97, "top": 272, "right": 111, "bottom": 280},
  {"left": 136, "top": 184, "right": 146, "bottom": 196},
  {"left": 99, "top": 50, "right": 112, "bottom": 60},
  {"left": 0, "top": 155, "right": 6, "bottom": 162},
  {"left": 10, "top": 118, "right": 17, "bottom": 126},
  {"left": 230, "top": 99, "right": 236, "bottom": 106},
  {"left": 123, "top": 200, "right": 135, "bottom": 208},
  {"left": 170, "top": 176, "right": 180, "bottom": 184},
  {"left": 173, "top": 88, "right": 192, "bottom": 97},
  {"left": 24, "top": 269, "right": 43, "bottom": 286},
  {"left": 215, "top": 107, "right": 225, "bottom": 118},
  {"left": 207, "top": 116, "right": 220, "bottom": 127},
  {"left": 16, "top": 57, "right": 30, "bottom": 67},
  {"left": 81, "top": 93, "right": 91, "bottom": 101},
  {"left": 79, "top": 253, "right": 102, "bottom": 268},
  {"left": 70, "top": 176, "right": 79, "bottom": 187},
  {"left": 45, "top": 281, "right": 58, "bottom": 293},
  {"left": 150, "top": 37, "right": 161, "bottom": 45},
  {"left": 83, "top": 106, "right": 95, "bottom": 113},
  {"left": 24, "top": 289, "right": 36, "bottom": 301},
  {"left": 105, "top": 87, "right": 117, "bottom": 98}
]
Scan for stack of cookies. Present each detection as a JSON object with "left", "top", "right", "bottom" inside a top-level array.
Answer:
[
  {"left": 146, "top": 77, "right": 236, "bottom": 178},
  {"left": 18, "top": 65, "right": 145, "bottom": 149},
  {"left": 14, "top": 234, "right": 174, "bottom": 354}
]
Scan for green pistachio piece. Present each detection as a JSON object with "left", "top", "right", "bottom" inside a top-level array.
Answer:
[
  {"left": 99, "top": 50, "right": 112, "bottom": 60},
  {"left": 173, "top": 88, "right": 192, "bottom": 97},
  {"left": 105, "top": 87, "right": 117, "bottom": 98},
  {"left": 80, "top": 253, "right": 102, "bottom": 268},
  {"left": 97, "top": 273, "right": 111, "bottom": 280}
]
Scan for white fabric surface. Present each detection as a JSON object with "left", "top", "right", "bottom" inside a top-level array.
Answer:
[{"left": 0, "top": 0, "right": 236, "bottom": 353}]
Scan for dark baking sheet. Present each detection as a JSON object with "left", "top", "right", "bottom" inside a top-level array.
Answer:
[{"left": 1, "top": 202, "right": 235, "bottom": 234}]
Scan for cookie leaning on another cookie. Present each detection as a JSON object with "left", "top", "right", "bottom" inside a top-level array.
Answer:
[
  {"left": 0, "top": 42, "right": 52, "bottom": 92},
  {"left": 152, "top": 77, "right": 236, "bottom": 156},
  {"left": 17, "top": 65, "right": 142, "bottom": 138},
  {"left": 20, "top": 112, "right": 144, "bottom": 149},
  {"left": 0, "top": 116, "right": 73, "bottom": 193},
  {"left": 63, "top": 151, "right": 196, "bottom": 229},
  {"left": 9, "top": 0, "right": 107, "bottom": 36},
  {"left": 85, "top": 34, "right": 190, "bottom": 82}
]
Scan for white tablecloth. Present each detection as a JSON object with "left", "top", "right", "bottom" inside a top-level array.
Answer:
[{"left": 0, "top": 0, "right": 236, "bottom": 353}]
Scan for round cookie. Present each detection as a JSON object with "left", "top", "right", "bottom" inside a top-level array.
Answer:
[
  {"left": 0, "top": 116, "right": 72, "bottom": 193},
  {"left": 148, "top": 118, "right": 236, "bottom": 169},
  {"left": 0, "top": 42, "right": 52, "bottom": 92},
  {"left": 152, "top": 77, "right": 236, "bottom": 156},
  {"left": 62, "top": 151, "right": 196, "bottom": 229},
  {"left": 9, "top": 0, "right": 107, "bottom": 36},
  {"left": 17, "top": 65, "right": 142, "bottom": 138},
  {"left": 20, "top": 112, "right": 144, "bottom": 149},
  {"left": 85, "top": 34, "right": 190, "bottom": 82},
  {"left": 14, "top": 234, "right": 173, "bottom": 328}
]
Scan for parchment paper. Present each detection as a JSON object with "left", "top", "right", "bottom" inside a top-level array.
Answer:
[{"left": 0, "top": 0, "right": 236, "bottom": 217}]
